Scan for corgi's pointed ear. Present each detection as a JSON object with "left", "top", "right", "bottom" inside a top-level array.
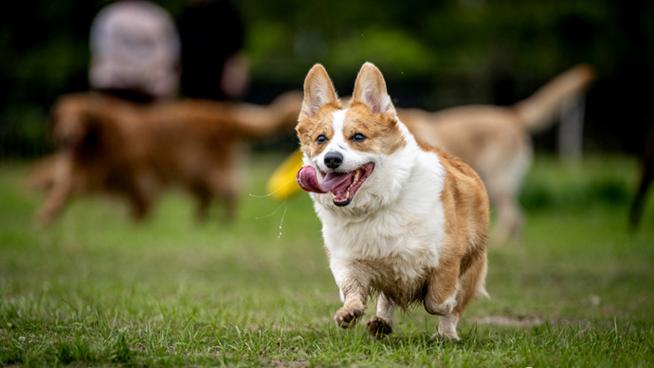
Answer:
[
  {"left": 352, "top": 62, "right": 395, "bottom": 115},
  {"left": 300, "top": 64, "right": 339, "bottom": 120}
]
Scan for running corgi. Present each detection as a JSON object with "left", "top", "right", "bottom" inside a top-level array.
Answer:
[{"left": 295, "top": 62, "right": 489, "bottom": 340}]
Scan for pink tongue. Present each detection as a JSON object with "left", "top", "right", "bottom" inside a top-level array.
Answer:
[
  {"left": 297, "top": 166, "right": 325, "bottom": 193},
  {"left": 296, "top": 165, "right": 353, "bottom": 194}
]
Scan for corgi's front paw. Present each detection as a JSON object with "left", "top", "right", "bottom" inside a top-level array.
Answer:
[
  {"left": 366, "top": 317, "right": 393, "bottom": 338},
  {"left": 334, "top": 302, "right": 364, "bottom": 329}
]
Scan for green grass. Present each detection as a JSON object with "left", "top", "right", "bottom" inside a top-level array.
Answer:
[{"left": 1, "top": 154, "right": 653, "bottom": 367}]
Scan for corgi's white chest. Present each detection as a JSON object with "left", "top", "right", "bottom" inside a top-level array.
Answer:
[{"left": 317, "top": 149, "right": 447, "bottom": 298}]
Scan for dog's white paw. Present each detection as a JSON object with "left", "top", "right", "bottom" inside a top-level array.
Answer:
[
  {"left": 433, "top": 328, "right": 460, "bottom": 341},
  {"left": 433, "top": 314, "right": 460, "bottom": 341}
]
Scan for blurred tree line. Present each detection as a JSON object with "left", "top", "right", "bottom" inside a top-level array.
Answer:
[{"left": 1, "top": 0, "right": 652, "bottom": 157}]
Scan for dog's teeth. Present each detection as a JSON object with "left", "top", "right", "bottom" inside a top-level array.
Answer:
[{"left": 353, "top": 170, "right": 360, "bottom": 183}]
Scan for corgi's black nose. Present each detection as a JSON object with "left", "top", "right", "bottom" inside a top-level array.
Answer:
[{"left": 324, "top": 151, "right": 343, "bottom": 169}]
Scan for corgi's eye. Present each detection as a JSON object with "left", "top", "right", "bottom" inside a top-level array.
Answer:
[
  {"left": 316, "top": 134, "right": 327, "bottom": 144},
  {"left": 351, "top": 133, "right": 367, "bottom": 142}
]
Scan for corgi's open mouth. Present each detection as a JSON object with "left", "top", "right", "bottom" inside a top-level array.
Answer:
[{"left": 297, "top": 163, "right": 375, "bottom": 206}]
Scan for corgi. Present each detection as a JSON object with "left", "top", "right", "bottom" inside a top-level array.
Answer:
[{"left": 295, "top": 62, "right": 489, "bottom": 340}]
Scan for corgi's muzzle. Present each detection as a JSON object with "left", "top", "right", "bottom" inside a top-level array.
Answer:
[
  {"left": 324, "top": 151, "right": 343, "bottom": 169},
  {"left": 297, "top": 163, "right": 375, "bottom": 206}
]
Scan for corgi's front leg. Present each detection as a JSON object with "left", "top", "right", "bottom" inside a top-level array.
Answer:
[
  {"left": 334, "top": 278, "right": 368, "bottom": 328},
  {"left": 367, "top": 293, "right": 395, "bottom": 338},
  {"left": 331, "top": 261, "right": 370, "bottom": 329}
]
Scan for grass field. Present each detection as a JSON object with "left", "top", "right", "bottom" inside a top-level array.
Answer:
[{"left": 1, "top": 153, "right": 653, "bottom": 367}]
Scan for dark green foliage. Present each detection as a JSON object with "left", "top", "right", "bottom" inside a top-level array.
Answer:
[{"left": 2, "top": 1, "right": 654, "bottom": 155}]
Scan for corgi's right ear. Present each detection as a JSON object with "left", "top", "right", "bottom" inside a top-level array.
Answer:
[{"left": 300, "top": 64, "right": 339, "bottom": 120}]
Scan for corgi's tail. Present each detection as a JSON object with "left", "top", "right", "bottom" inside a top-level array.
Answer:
[
  {"left": 476, "top": 254, "right": 490, "bottom": 299},
  {"left": 513, "top": 64, "right": 595, "bottom": 133},
  {"left": 476, "top": 286, "right": 490, "bottom": 299}
]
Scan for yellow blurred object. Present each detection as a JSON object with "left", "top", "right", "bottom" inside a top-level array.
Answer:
[{"left": 266, "top": 149, "right": 304, "bottom": 200}]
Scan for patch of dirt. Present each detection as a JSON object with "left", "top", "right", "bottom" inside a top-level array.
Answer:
[
  {"left": 472, "top": 315, "right": 592, "bottom": 328},
  {"left": 472, "top": 315, "right": 545, "bottom": 327},
  {"left": 268, "top": 359, "right": 310, "bottom": 368}
]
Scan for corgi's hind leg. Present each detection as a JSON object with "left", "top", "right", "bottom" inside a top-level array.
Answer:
[
  {"left": 437, "top": 252, "right": 488, "bottom": 341},
  {"left": 437, "top": 313, "right": 460, "bottom": 341},
  {"left": 424, "top": 257, "right": 460, "bottom": 316}
]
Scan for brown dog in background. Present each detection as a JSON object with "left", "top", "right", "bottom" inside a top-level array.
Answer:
[
  {"left": 400, "top": 65, "right": 594, "bottom": 244},
  {"left": 35, "top": 91, "right": 301, "bottom": 225}
]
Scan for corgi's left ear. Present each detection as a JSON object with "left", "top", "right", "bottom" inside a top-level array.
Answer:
[{"left": 352, "top": 62, "right": 395, "bottom": 115}]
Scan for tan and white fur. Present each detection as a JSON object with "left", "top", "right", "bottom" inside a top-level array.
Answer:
[{"left": 296, "top": 63, "right": 489, "bottom": 340}]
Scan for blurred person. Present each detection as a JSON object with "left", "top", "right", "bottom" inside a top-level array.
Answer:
[
  {"left": 90, "top": 0, "right": 180, "bottom": 103},
  {"left": 26, "top": 0, "right": 181, "bottom": 211},
  {"left": 177, "top": 0, "right": 248, "bottom": 101}
]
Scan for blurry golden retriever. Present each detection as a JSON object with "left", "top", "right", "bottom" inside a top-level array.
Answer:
[
  {"left": 400, "top": 65, "right": 595, "bottom": 244},
  {"left": 34, "top": 91, "right": 301, "bottom": 225}
]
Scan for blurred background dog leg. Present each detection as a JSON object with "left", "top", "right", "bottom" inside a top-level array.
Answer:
[
  {"left": 490, "top": 190, "right": 523, "bottom": 246},
  {"left": 485, "top": 152, "right": 529, "bottom": 245},
  {"left": 629, "top": 128, "right": 654, "bottom": 229},
  {"left": 191, "top": 183, "right": 213, "bottom": 222},
  {"left": 125, "top": 171, "right": 156, "bottom": 222},
  {"left": 219, "top": 190, "right": 238, "bottom": 223},
  {"left": 25, "top": 153, "right": 61, "bottom": 192},
  {"left": 206, "top": 168, "right": 239, "bottom": 223},
  {"left": 36, "top": 153, "right": 74, "bottom": 226}
]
